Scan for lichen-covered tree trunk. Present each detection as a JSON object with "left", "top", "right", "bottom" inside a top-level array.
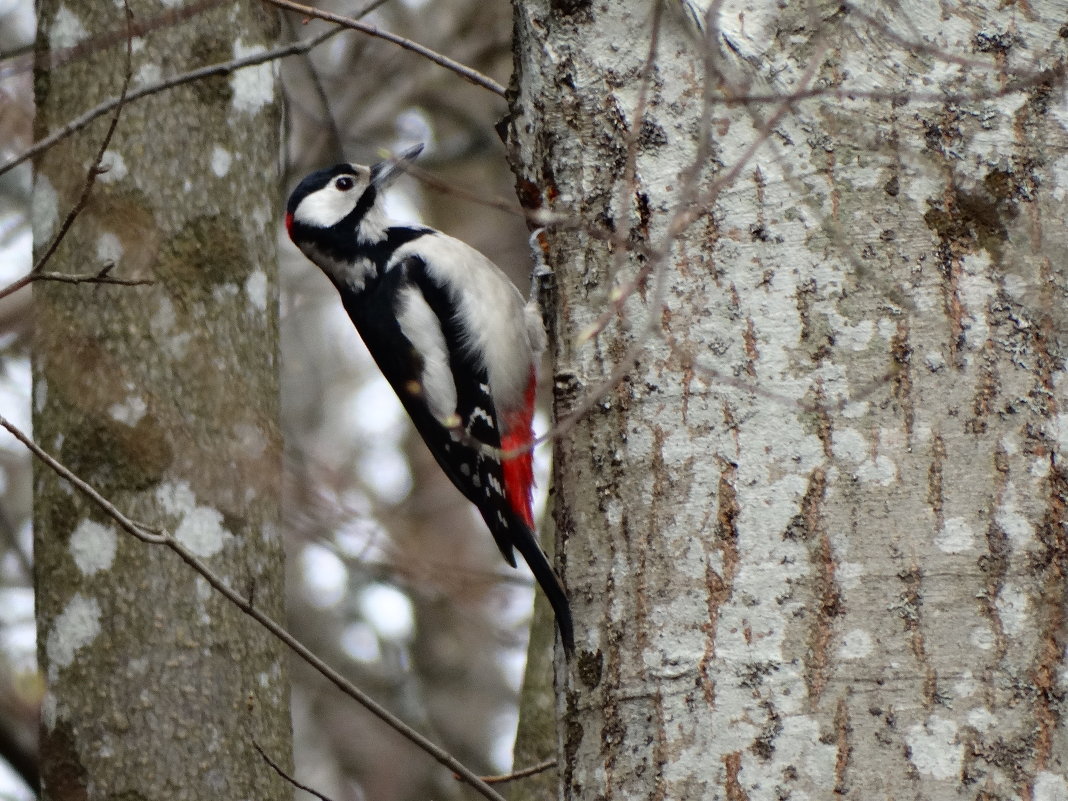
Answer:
[
  {"left": 32, "top": 2, "right": 290, "bottom": 798},
  {"left": 511, "top": 0, "right": 1068, "bottom": 798}
]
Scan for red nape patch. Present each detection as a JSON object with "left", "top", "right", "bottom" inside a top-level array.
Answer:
[
  {"left": 500, "top": 370, "right": 538, "bottom": 528},
  {"left": 284, "top": 212, "right": 294, "bottom": 240}
]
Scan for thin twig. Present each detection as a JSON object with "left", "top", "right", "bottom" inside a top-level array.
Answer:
[
  {"left": 253, "top": 741, "right": 337, "bottom": 801},
  {"left": 480, "top": 758, "right": 557, "bottom": 785},
  {"left": 260, "top": 0, "right": 506, "bottom": 97},
  {"left": 37, "top": 270, "right": 153, "bottom": 289},
  {"left": 840, "top": 2, "right": 1029, "bottom": 71},
  {"left": 707, "top": 66, "right": 1063, "bottom": 108},
  {"left": 0, "top": 416, "right": 166, "bottom": 545},
  {"left": 281, "top": 0, "right": 394, "bottom": 161},
  {"left": 0, "top": 270, "right": 155, "bottom": 302},
  {"left": 0, "top": 414, "right": 508, "bottom": 801},
  {"left": 525, "top": 8, "right": 833, "bottom": 452}
]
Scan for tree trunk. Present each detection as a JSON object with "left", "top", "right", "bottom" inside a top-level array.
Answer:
[
  {"left": 32, "top": 2, "right": 290, "bottom": 798},
  {"left": 510, "top": 0, "right": 1068, "bottom": 798}
]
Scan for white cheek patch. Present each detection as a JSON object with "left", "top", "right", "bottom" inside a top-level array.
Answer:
[{"left": 294, "top": 184, "right": 359, "bottom": 228}]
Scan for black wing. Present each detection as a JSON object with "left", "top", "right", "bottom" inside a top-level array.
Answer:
[
  {"left": 338, "top": 255, "right": 575, "bottom": 653},
  {"left": 339, "top": 255, "right": 516, "bottom": 565}
]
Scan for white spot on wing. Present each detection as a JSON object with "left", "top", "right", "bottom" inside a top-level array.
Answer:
[
  {"left": 396, "top": 286, "right": 457, "bottom": 421},
  {"left": 468, "top": 406, "right": 495, "bottom": 429}
]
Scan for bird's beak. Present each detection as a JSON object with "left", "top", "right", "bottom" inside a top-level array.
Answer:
[{"left": 370, "top": 143, "right": 424, "bottom": 189}]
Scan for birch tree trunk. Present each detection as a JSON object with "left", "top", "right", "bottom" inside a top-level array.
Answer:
[
  {"left": 510, "top": 1, "right": 1068, "bottom": 798},
  {"left": 32, "top": 2, "right": 290, "bottom": 798}
]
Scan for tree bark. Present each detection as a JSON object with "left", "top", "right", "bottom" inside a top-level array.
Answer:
[
  {"left": 510, "top": 0, "right": 1068, "bottom": 798},
  {"left": 32, "top": 2, "right": 290, "bottom": 798},
  {"left": 512, "top": 510, "right": 561, "bottom": 801}
]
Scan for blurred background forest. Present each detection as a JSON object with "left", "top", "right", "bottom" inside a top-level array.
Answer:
[{"left": 0, "top": 1, "right": 545, "bottom": 799}]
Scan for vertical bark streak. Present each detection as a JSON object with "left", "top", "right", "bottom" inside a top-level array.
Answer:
[
  {"left": 1032, "top": 458, "right": 1068, "bottom": 771},
  {"left": 723, "top": 751, "right": 749, "bottom": 801},
  {"left": 702, "top": 459, "right": 741, "bottom": 707},
  {"left": 899, "top": 563, "right": 938, "bottom": 708},
  {"left": 796, "top": 467, "right": 841, "bottom": 702},
  {"left": 890, "top": 320, "right": 914, "bottom": 441},
  {"left": 834, "top": 697, "right": 852, "bottom": 795}
]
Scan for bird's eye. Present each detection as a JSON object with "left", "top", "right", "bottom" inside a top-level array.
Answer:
[{"left": 335, "top": 175, "right": 355, "bottom": 191}]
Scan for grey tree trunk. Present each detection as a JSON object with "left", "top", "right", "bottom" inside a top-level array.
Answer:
[
  {"left": 32, "top": 2, "right": 290, "bottom": 798},
  {"left": 511, "top": 0, "right": 1068, "bottom": 798}
]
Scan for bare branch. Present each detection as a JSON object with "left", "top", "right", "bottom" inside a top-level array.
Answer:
[
  {"left": 0, "top": 268, "right": 155, "bottom": 302},
  {"left": 711, "top": 65, "right": 1064, "bottom": 108},
  {"left": 840, "top": 2, "right": 1031, "bottom": 71},
  {"left": 253, "top": 741, "right": 337, "bottom": 801},
  {"left": 0, "top": 414, "right": 509, "bottom": 801},
  {"left": 0, "top": 416, "right": 166, "bottom": 546},
  {"left": 480, "top": 758, "right": 557, "bottom": 785},
  {"left": 260, "top": 0, "right": 507, "bottom": 97}
]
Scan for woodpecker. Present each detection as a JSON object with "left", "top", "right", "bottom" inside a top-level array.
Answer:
[{"left": 286, "top": 145, "right": 574, "bottom": 654}]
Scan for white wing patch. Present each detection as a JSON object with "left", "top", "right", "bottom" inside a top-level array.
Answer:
[
  {"left": 468, "top": 406, "right": 495, "bottom": 430},
  {"left": 392, "top": 233, "right": 539, "bottom": 415},
  {"left": 396, "top": 286, "right": 457, "bottom": 423}
]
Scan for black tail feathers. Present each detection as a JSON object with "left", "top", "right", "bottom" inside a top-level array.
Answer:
[{"left": 511, "top": 523, "right": 575, "bottom": 656}]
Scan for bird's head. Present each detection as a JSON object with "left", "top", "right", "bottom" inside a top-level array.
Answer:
[{"left": 285, "top": 143, "right": 424, "bottom": 251}]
